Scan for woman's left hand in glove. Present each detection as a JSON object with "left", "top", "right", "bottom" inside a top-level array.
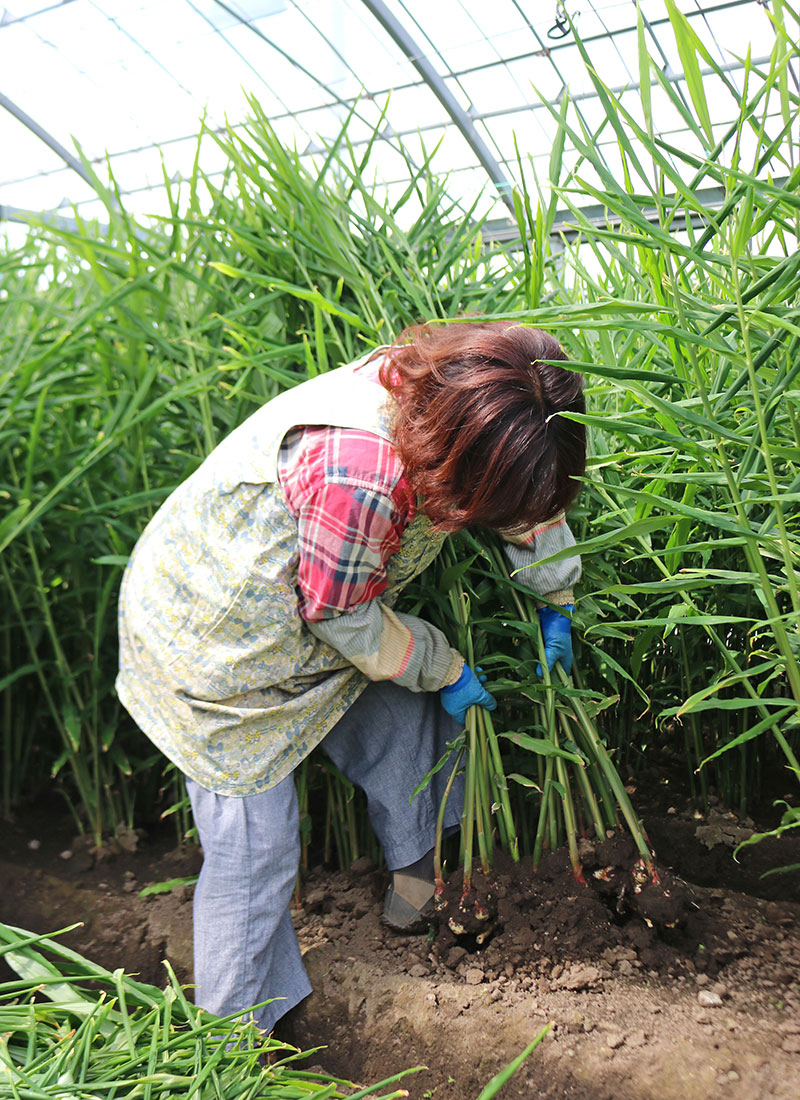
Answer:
[{"left": 536, "top": 604, "right": 574, "bottom": 676}]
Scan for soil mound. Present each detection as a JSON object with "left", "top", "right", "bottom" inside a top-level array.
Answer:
[{"left": 2, "top": 797, "right": 799, "bottom": 1099}]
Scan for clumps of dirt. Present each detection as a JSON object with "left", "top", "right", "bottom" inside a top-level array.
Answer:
[
  {"left": 433, "top": 867, "right": 498, "bottom": 940},
  {"left": 434, "top": 833, "right": 700, "bottom": 975},
  {"left": 290, "top": 847, "right": 800, "bottom": 1100},
  {"left": 579, "top": 833, "right": 691, "bottom": 928},
  {"left": 3, "top": 796, "right": 800, "bottom": 1100}
]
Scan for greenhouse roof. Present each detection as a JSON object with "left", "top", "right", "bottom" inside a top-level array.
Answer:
[{"left": 0, "top": 0, "right": 791, "bottom": 231}]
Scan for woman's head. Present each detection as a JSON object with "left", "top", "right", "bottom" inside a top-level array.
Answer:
[{"left": 379, "top": 320, "right": 586, "bottom": 533}]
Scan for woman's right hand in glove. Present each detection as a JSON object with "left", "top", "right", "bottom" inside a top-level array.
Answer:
[{"left": 439, "top": 665, "right": 497, "bottom": 726}]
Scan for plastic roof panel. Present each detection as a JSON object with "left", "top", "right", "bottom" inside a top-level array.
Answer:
[
  {"left": 1, "top": 0, "right": 793, "bottom": 230},
  {"left": 191, "top": 0, "right": 287, "bottom": 29}
]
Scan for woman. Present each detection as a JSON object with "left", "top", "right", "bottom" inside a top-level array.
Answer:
[{"left": 117, "top": 320, "right": 585, "bottom": 1032}]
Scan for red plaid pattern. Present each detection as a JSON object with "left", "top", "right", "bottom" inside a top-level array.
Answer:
[{"left": 278, "top": 425, "right": 414, "bottom": 622}]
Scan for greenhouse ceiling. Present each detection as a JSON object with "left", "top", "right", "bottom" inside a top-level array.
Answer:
[{"left": 0, "top": 0, "right": 794, "bottom": 233}]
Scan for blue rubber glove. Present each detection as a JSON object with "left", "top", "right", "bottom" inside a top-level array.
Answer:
[
  {"left": 440, "top": 665, "right": 497, "bottom": 725},
  {"left": 536, "top": 604, "right": 574, "bottom": 677}
]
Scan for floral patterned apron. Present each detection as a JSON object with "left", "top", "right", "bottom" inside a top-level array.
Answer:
[{"left": 116, "top": 358, "right": 445, "bottom": 796}]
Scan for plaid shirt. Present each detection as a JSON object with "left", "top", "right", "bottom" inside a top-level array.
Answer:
[
  {"left": 277, "top": 423, "right": 577, "bottom": 624},
  {"left": 278, "top": 425, "right": 415, "bottom": 622}
]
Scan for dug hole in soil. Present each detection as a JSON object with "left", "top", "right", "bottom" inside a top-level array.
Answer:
[{"left": 2, "top": 780, "right": 799, "bottom": 1100}]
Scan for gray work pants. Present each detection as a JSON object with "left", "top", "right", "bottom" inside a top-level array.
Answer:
[{"left": 186, "top": 680, "right": 463, "bottom": 1031}]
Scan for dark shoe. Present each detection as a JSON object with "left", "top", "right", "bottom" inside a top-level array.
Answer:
[{"left": 381, "top": 873, "right": 435, "bottom": 933}]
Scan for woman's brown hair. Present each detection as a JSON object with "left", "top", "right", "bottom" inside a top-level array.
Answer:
[{"left": 378, "top": 321, "right": 586, "bottom": 533}]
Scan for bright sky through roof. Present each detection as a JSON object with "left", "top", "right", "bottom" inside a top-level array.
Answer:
[{"left": 0, "top": 0, "right": 790, "bottom": 232}]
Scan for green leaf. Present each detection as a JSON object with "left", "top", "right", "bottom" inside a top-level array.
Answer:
[
  {"left": 475, "top": 1025, "right": 552, "bottom": 1099},
  {"left": 507, "top": 773, "right": 542, "bottom": 790},
  {"left": 665, "top": 0, "right": 714, "bottom": 145},
  {"left": 501, "top": 732, "right": 584, "bottom": 765},
  {"left": 209, "top": 264, "right": 364, "bottom": 327},
  {"left": 438, "top": 554, "right": 479, "bottom": 593},
  {"left": 62, "top": 703, "right": 81, "bottom": 754},
  {"left": 137, "top": 876, "right": 199, "bottom": 898},
  {"left": 410, "top": 737, "right": 465, "bottom": 800},
  {"left": 0, "top": 662, "right": 39, "bottom": 694},
  {"left": 636, "top": 4, "right": 653, "bottom": 142},
  {"left": 699, "top": 705, "right": 797, "bottom": 768},
  {"left": 0, "top": 499, "right": 31, "bottom": 547}
]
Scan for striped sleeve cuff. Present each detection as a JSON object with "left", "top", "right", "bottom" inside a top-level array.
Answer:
[
  {"left": 538, "top": 588, "right": 575, "bottom": 607},
  {"left": 307, "top": 600, "right": 464, "bottom": 692}
]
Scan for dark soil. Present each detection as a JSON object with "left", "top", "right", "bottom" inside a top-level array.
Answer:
[{"left": 2, "top": 790, "right": 799, "bottom": 1100}]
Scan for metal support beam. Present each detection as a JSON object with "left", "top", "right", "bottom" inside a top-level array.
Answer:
[
  {"left": 0, "top": 92, "right": 93, "bottom": 186},
  {"left": 5, "top": 172, "right": 789, "bottom": 256},
  {"left": 0, "top": 204, "right": 103, "bottom": 235},
  {"left": 471, "top": 53, "right": 771, "bottom": 126},
  {"left": 479, "top": 177, "right": 790, "bottom": 249},
  {"left": 359, "top": 0, "right": 515, "bottom": 214}
]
